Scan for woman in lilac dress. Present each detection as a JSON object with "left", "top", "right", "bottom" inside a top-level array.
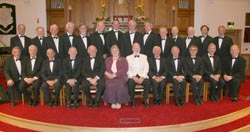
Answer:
[{"left": 104, "top": 45, "right": 129, "bottom": 109}]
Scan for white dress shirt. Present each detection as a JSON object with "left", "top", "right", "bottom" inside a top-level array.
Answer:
[
  {"left": 19, "top": 35, "right": 25, "bottom": 48},
  {"left": 161, "top": 37, "right": 166, "bottom": 53},
  {"left": 52, "top": 35, "right": 59, "bottom": 53},
  {"left": 218, "top": 36, "right": 224, "bottom": 49},
  {"left": 186, "top": 36, "right": 192, "bottom": 48},
  {"left": 30, "top": 57, "right": 36, "bottom": 71},
  {"left": 90, "top": 57, "right": 95, "bottom": 70},
  {"left": 208, "top": 53, "right": 214, "bottom": 70},
  {"left": 14, "top": 57, "right": 21, "bottom": 75},
  {"left": 143, "top": 30, "right": 151, "bottom": 45},
  {"left": 98, "top": 32, "right": 105, "bottom": 45},
  {"left": 81, "top": 34, "right": 88, "bottom": 49},
  {"left": 129, "top": 31, "right": 135, "bottom": 45}
]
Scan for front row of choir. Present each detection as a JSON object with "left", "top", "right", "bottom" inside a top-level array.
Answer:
[{"left": 4, "top": 42, "right": 246, "bottom": 109}]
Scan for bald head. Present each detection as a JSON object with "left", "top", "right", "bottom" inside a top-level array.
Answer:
[
  {"left": 187, "top": 26, "right": 195, "bottom": 37},
  {"left": 230, "top": 44, "right": 240, "bottom": 57}
]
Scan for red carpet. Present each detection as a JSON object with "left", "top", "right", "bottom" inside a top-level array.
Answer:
[{"left": 0, "top": 74, "right": 250, "bottom": 129}]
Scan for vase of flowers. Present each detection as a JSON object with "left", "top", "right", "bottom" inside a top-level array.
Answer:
[{"left": 135, "top": 4, "right": 149, "bottom": 22}]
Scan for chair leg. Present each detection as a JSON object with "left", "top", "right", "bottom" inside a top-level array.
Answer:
[
  {"left": 40, "top": 88, "right": 44, "bottom": 105},
  {"left": 220, "top": 88, "right": 223, "bottom": 100},
  {"left": 60, "top": 89, "right": 63, "bottom": 106},
  {"left": 81, "top": 91, "right": 86, "bottom": 106},
  {"left": 203, "top": 84, "right": 207, "bottom": 102},
  {"left": 21, "top": 93, "right": 25, "bottom": 105},
  {"left": 166, "top": 85, "right": 170, "bottom": 104},
  {"left": 185, "top": 83, "right": 190, "bottom": 103}
]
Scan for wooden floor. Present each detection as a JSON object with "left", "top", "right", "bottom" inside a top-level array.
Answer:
[{"left": 0, "top": 107, "right": 250, "bottom": 132}]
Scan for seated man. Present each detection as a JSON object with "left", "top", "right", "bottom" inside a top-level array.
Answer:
[
  {"left": 81, "top": 45, "right": 105, "bottom": 108},
  {"left": 4, "top": 46, "right": 24, "bottom": 107},
  {"left": 184, "top": 45, "right": 204, "bottom": 105},
  {"left": 223, "top": 44, "right": 246, "bottom": 102},
  {"left": 202, "top": 43, "right": 225, "bottom": 102},
  {"left": 63, "top": 46, "right": 82, "bottom": 109},
  {"left": 148, "top": 46, "right": 167, "bottom": 105},
  {"left": 41, "top": 48, "right": 62, "bottom": 107},
  {"left": 19, "top": 45, "right": 43, "bottom": 107},
  {"left": 126, "top": 43, "right": 150, "bottom": 108},
  {"left": 167, "top": 46, "right": 186, "bottom": 106}
]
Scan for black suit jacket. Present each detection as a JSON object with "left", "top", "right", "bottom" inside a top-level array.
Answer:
[
  {"left": 4, "top": 56, "right": 24, "bottom": 81},
  {"left": 31, "top": 36, "right": 47, "bottom": 59},
  {"left": 202, "top": 54, "right": 222, "bottom": 78},
  {"left": 43, "top": 36, "right": 64, "bottom": 59},
  {"left": 81, "top": 56, "right": 105, "bottom": 79},
  {"left": 159, "top": 36, "right": 174, "bottom": 58},
  {"left": 21, "top": 56, "right": 43, "bottom": 79},
  {"left": 73, "top": 35, "right": 90, "bottom": 58},
  {"left": 180, "top": 36, "right": 201, "bottom": 57},
  {"left": 213, "top": 36, "right": 233, "bottom": 59},
  {"left": 172, "top": 36, "right": 185, "bottom": 50},
  {"left": 142, "top": 31, "right": 161, "bottom": 57},
  {"left": 41, "top": 58, "right": 62, "bottom": 81},
  {"left": 10, "top": 35, "right": 31, "bottom": 56},
  {"left": 184, "top": 56, "right": 203, "bottom": 78},
  {"left": 223, "top": 56, "right": 246, "bottom": 82},
  {"left": 199, "top": 35, "right": 213, "bottom": 56},
  {"left": 148, "top": 57, "right": 167, "bottom": 78},
  {"left": 63, "top": 57, "right": 82, "bottom": 81},
  {"left": 121, "top": 31, "right": 143, "bottom": 57},
  {"left": 60, "top": 33, "right": 75, "bottom": 57},
  {"left": 90, "top": 32, "right": 107, "bottom": 56},
  {"left": 105, "top": 30, "right": 123, "bottom": 56},
  {"left": 166, "top": 57, "right": 186, "bottom": 78}
]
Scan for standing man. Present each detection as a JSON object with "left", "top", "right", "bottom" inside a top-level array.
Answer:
[
  {"left": 63, "top": 46, "right": 82, "bottom": 108},
  {"left": 126, "top": 43, "right": 150, "bottom": 108},
  {"left": 223, "top": 44, "right": 246, "bottom": 102},
  {"left": 105, "top": 20, "right": 123, "bottom": 56},
  {"left": 159, "top": 26, "right": 174, "bottom": 58},
  {"left": 10, "top": 24, "right": 31, "bottom": 56},
  {"left": 121, "top": 20, "right": 143, "bottom": 57},
  {"left": 171, "top": 26, "right": 185, "bottom": 52},
  {"left": 199, "top": 25, "right": 213, "bottom": 56},
  {"left": 202, "top": 43, "right": 225, "bottom": 102},
  {"left": 60, "top": 22, "right": 75, "bottom": 57},
  {"left": 167, "top": 46, "right": 186, "bottom": 106},
  {"left": 19, "top": 45, "right": 43, "bottom": 107},
  {"left": 142, "top": 21, "right": 160, "bottom": 57},
  {"left": 81, "top": 45, "right": 105, "bottom": 108},
  {"left": 73, "top": 24, "right": 90, "bottom": 58},
  {"left": 148, "top": 46, "right": 168, "bottom": 105},
  {"left": 31, "top": 26, "right": 47, "bottom": 59},
  {"left": 90, "top": 21, "right": 107, "bottom": 59},
  {"left": 4, "top": 46, "right": 24, "bottom": 107},
  {"left": 41, "top": 48, "right": 62, "bottom": 107}
]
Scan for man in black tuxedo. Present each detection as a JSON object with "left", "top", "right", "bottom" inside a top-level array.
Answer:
[
  {"left": 43, "top": 24, "right": 64, "bottom": 59},
  {"left": 202, "top": 43, "right": 225, "bottom": 102},
  {"left": 19, "top": 45, "right": 43, "bottom": 107},
  {"left": 223, "top": 45, "right": 246, "bottom": 102},
  {"left": 184, "top": 45, "right": 204, "bottom": 105},
  {"left": 10, "top": 24, "right": 31, "bottom": 57},
  {"left": 166, "top": 46, "right": 186, "bottom": 106},
  {"left": 81, "top": 45, "right": 105, "bottom": 108},
  {"left": 213, "top": 26, "right": 233, "bottom": 59},
  {"left": 159, "top": 26, "right": 174, "bottom": 58},
  {"left": 31, "top": 26, "right": 47, "bottom": 59},
  {"left": 171, "top": 26, "right": 185, "bottom": 52},
  {"left": 41, "top": 48, "right": 62, "bottom": 107},
  {"left": 73, "top": 24, "right": 90, "bottom": 58},
  {"left": 60, "top": 22, "right": 75, "bottom": 58},
  {"left": 142, "top": 21, "right": 160, "bottom": 57},
  {"left": 148, "top": 46, "right": 167, "bottom": 105},
  {"left": 105, "top": 20, "right": 124, "bottom": 56},
  {"left": 90, "top": 21, "right": 107, "bottom": 59},
  {"left": 199, "top": 25, "right": 213, "bottom": 56},
  {"left": 63, "top": 46, "right": 82, "bottom": 109},
  {"left": 4, "top": 46, "right": 23, "bottom": 107},
  {"left": 121, "top": 20, "right": 143, "bottom": 57},
  {"left": 180, "top": 26, "right": 201, "bottom": 57}
]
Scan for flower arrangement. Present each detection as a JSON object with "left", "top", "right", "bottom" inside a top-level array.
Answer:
[
  {"left": 96, "top": 2, "right": 110, "bottom": 22},
  {"left": 135, "top": 4, "right": 149, "bottom": 22}
]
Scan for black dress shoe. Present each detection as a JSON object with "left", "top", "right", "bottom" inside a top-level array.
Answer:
[
  {"left": 53, "top": 101, "right": 59, "bottom": 107},
  {"left": 10, "top": 102, "right": 16, "bottom": 107},
  {"left": 93, "top": 102, "right": 99, "bottom": 108},
  {"left": 131, "top": 100, "right": 136, "bottom": 108},
  {"left": 232, "top": 98, "right": 238, "bottom": 103},
  {"left": 198, "top": 98, "right": 203, "bottom": 105},
  {"left": 142, "top": 101, "right": 149, "bottom": 108},
  {"left": 194, "top": 98, "right": 199, "bottom": 105},
  {"left": 74, "top": 102, "right": 78, "bottom": 109},
  {"left": 158, "top": 99, "right": 162, "bottom": 105},
  {"left": 153, "top": 99, "right": 158, "bottom": 105},
  {"left": 213, "top": 95, "right": 219, "bottom": 102},
  {"left": 66, "top": 102, "right": 71, "bottom": 109},
  {"left": 180, "top": 97, "right": 185, "bottom": 106},
  {"left": 28, "top": 101, "right": 33, "bottom": 107},
  {"left": 48, "top": 101, "right": 53, "bottom": 108},
  {"left": 32, "top": 101, "right": 38, "bottom": 107},
  {"left": 174, "top": 99, "right": 180, "bottom": 106}
]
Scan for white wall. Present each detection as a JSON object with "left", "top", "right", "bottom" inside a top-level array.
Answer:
[
  {"left": 0, "top": 0, "right": 46, "bottom": 46},
  {"left": 194, "top": 0, "right": 250, "bottom": 53}
]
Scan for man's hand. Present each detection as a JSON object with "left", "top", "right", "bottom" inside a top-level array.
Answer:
[{"left": 7, "top": 79, "right": 14, "bottom": 86}]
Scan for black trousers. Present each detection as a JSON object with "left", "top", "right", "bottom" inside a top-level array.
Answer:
[
  {"left": 41, "top": 81, "right": 61, "bottom": 103},
  {"left": 150, "top": 78, "right": 167, "bottom": 100},
  {"left": 81, "top": 79, "right": 105, "bottom": 103},
  {"left": 127, "top": 78, "right": 150, "bottom": 102},
  {"left": 65, "top": 82, "right": 80, "bottom": 103},
  {"left": 170, "top": 78, "right": 186, "bottom": 99},
  {"left": 205, "top": 77, "right": 225, "bottom": 97},
  {"left": 226, "top": 78, "right": 242, "bottom": 98},
  {"left": 19, "top": 79, "right": 42, "bottom": 102},
  {"left": 7, "top": 80, "right": 21, "bottom": 102},
  {"left": 187, "top": 77, "right": 204, "bottom": 98}
]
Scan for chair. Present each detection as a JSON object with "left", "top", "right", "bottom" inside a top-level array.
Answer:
[
  {"left": 165, "top": 82, "right": 190, "bottom": 104},
  {"left": 204, "top": 81, "right": 223, "bottom": 101},
  {"left": 21, "top": 86, "right": 33, "bottom": 105},
  {"left": 134, "top": 84, "right": 150, "bottom": 103},
  {"left": 40, "top": 86, "right": 64, "bottom": 106},
  {"left": 81, "top": 85, "right": 97, "bottom": 106}
]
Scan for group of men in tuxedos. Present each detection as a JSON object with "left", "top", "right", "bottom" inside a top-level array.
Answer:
[{"left": 4, "top": 20, "right": 246, "bottom": 108}]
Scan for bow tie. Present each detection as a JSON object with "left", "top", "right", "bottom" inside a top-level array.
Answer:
[
  {"left": 219, "top": 37, "right": 224, "bottom": 39},
  {"left": 191, "top": 57, "right": 196, "bottom": 60},
  {"left": 161, "top": 38, "right": 165, "bottom": 40},
  {"left": 90, "top": 57, "right": 95, "bottom": 60},
  {"left": 134, "top": 55, "right": 140, "bottom": 58},
  {"left": 15, "top": 58, "right": 21, "bottom": 61},
  {"left": 19, "top": 35, "right": 25, "bottom": 38},
  {"left": 68, "top": 35, "right": 73, "bottom": 37},
  {"left": 188, "top": 37, "right": 193, "bottom": 39},
  {"left": 209, "top": 56, "right": 214, "bottom": 58},
  {"left": 201, "top": 36, "right": 206, "bottom": 38},
  {"left": 39, "top": 37, "right": 43, "bottom": 40},
  {"left": 129, "top": 32, "right": 135, "bottom": 35},
  {"left": 173, "top": 58, "right": 178, "bottom": 60},
  {"left": 232, "top": 57, "right": 237, "bottom": 59},
  {"left": 144, "top": 32, "right": 149, "bottom": 35},
  {"left": 82, "top": 36, "right": 86, "bottom": 38},
  {"left": 98, "top": 33, "right": 104, "bottom": 35},
  {"left": 53, "top": 36, "right": 58, "bottom": 39},
  {"left": 49, "top": 60, "right": 54, "bottom": 62},
  {"left": 30, "top": 57, "right": 36, "bottom": 60},
  {"left": 155, "top": 58, "right": 160, "bottom": 60},
  {"left": 70, "top": 59, "right": 75, "bottom": 61}
]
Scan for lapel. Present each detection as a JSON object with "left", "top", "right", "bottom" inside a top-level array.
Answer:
[
  {"left": 11, "top": 57, "right": 19, "bottom": 74},
  {"left": 16, "top": 36, "right": 24, "bottom": 49}
]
